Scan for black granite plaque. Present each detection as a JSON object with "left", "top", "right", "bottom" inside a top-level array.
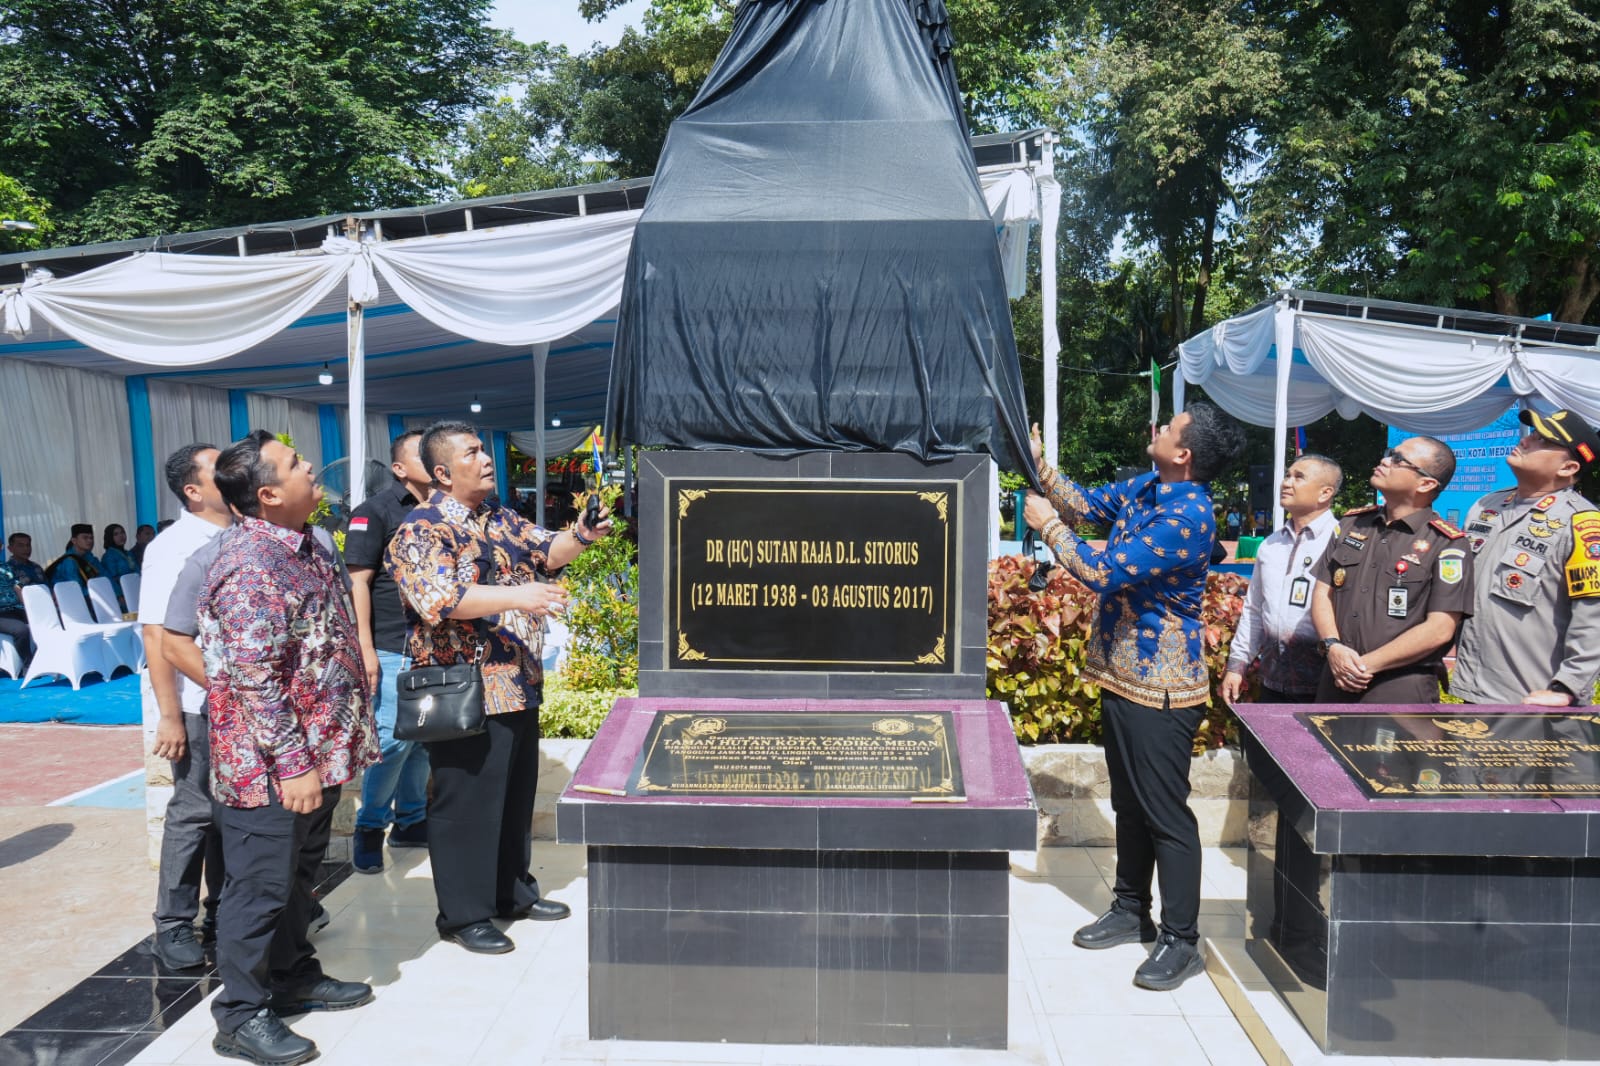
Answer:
[
  {"left": 665, "top": 479, "right": 956, "bottom": 671},
  {"left": 626, "top": 711, "right": 963, "bottom": 798},
  {"left": 1300, "top": 711, "right": 1600, "bottom": 799}
]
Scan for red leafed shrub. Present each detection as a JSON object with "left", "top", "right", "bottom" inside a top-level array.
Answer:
[{"left": 987, "top": 556, "right": 1249, "bottom": 751}]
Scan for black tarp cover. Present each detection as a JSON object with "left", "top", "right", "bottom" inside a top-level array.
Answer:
[{"left": 606, "top": 0, "right": 1038, "bottom": 480}]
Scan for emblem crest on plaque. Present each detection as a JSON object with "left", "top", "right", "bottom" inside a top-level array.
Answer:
[
  {"left": 687, "top": 717, "right": 727, "bottom": 736},
  {"left": 1432, "top": 718, "right": 1493, "bottom": 739},
  {"left": 873, "top": 717, "right": 913, "bottom": 735}
]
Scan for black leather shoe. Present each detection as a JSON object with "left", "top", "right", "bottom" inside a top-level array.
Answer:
[
  {"left": 1134, "top": 932, "right": 1205, "bottom": 990},
  {"left": 272, "top": 976, "right": 374, "bottom": 1014},
  {"left": 387, "top": 820, "right": 428, "bottom": 848},
  {"left": 152, "top": 923, "right": 205, "bottom": 970},
  {"left": 1072, "top": 905, "right": 1158, "bottom": 950},
  {"left": 498, "top": 897, "right": 571, "bottom": 922},
  {"left": 442, "top": 920, "right": 514, "bottom": 954},
  {"left": 213, "top": 1009, "right": 318, "bottom": 1065}
]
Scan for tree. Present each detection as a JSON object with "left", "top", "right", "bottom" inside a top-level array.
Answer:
[
  {"left": 0, "top": 0, "right": 517, "bottom": 243},
  {"left": 0, "top": 170, "right": 52, "bottom": 251},
  {"left": 1251, "top": 0, "right": 1600, "bottom": 322},
  {"left": 1045, "top": 0, "right": 1285, "bottom": 337}
]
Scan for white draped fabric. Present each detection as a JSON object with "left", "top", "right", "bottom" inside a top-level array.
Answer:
[
  {"left": 983, "top": 170, "right": 1035, "bottom": 300},
  {"left": 507, "top": 426, "right": 599, "bottom": 458},
  {"left": 0, "top": 361, "right": 136, "bottom": 551},
  {"left": 1177, "top": 299, "right": 1600, "bottom": 432},
  {"left": 1175, "top": 292, "right": 1600, "bottom": 528},
  {"left": 148, "top": 381, "right": 233, "bottom": 523},
  {"left": 246, "top": 395, "right": 323, "bottom": 472}
]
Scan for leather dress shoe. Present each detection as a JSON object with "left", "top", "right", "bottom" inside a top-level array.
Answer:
[
  {"left": 498, "top": 897, "right": 571, "bottom": 922},
  {"left": 442, "top": 920, "right": 515, "bottom": 954},
  {"left": 271, "top": 976, "right": 374, "bottom": 1014},
  {"left": 1072, "top": 905, "right": 1158, "bottom": 950},
  {"left": 1134, "top": 932, "right": 1205, "bottom": 990},
  {"left": 213, "top": 1009, "right": 318, "bottom": 1066}
]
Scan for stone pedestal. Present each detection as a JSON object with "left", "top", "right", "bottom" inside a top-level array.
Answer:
[
  {"left": 558, "top": 696, "right": 1036, "bottom": 1049},
  {"left": 1236, "top": 701, "right": 1600, "bottom": 1061}
]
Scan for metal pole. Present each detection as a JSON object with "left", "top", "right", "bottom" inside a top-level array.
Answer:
[
  {"left": 1271, "top": 299, "right": 1295, "bottom": 532},
  {"left": 345, "top": 216, "right": 368, "bottom": 509},
  {"left": 1038, "top": 141, "right": 1061, "bottom": 467},
  {"left": 533, "top": 342, "right": 549, "bottom": 527}
]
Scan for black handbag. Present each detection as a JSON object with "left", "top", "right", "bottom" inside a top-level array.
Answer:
[{"left": 394, "top": 647, "right": 487, "bottom": 742}]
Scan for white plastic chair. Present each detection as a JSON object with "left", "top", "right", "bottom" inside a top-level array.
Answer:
[
  {"left": 55, "top": 582, "right": 144, "bottom": 673},
  {"left": 0, "top": 633, "right": 21, "bottom": 679},
  {"left": 19, "top": 584, "right": 116, "bottom": 689},
  {"left": 86, "top": 575, "right": 126, "bottom": 623},
  {"left": 120, "top": 573, "right": 141, "bottom": 615}
]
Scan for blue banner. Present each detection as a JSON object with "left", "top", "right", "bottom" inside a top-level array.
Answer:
[{"left": 1386, "top": 410, "right": 1523, "bottom": 525}]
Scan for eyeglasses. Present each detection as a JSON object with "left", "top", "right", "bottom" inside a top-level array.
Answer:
[{"left": 1381, "top": 448, "right": 1439, "bottom": 481}]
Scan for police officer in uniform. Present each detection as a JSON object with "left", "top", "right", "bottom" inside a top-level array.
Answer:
[
  {"left": 1452, "top": 409, "right": 1600, "bottom": 706},
  {"left": 1311, "top": 435, "right": 1475, "bottom": 703}
]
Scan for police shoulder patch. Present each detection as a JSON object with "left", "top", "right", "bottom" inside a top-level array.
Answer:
[
  {"left": 1428, "top": 518, "right": 1466, "bottom": 540},
  {"left": 1567, "top": 510, "right": 1600, "bottom": 599}
]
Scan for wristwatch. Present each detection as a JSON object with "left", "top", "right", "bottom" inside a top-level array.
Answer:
[{"left": 1319, "top": 636, "right": 1344, "bottom": 657}]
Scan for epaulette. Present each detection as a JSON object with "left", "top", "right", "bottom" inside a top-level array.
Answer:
[
  {"left": 1428, "top": 517, "right": 1466, "bottom": 539},
  {"left": 1341, "top": 504, "right": 1379, "bottom": 517}
]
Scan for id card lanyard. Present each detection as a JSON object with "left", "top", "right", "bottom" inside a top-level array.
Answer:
[
  {"left": 1286, "top": 525, "right": 1314, "bottom": 608},
  {"left": 1388, "top": 559, "right": 1410, "bottom": 617}
]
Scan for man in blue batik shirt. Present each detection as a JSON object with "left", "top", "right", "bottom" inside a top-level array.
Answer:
[{"left": 1024, "top": 401, "right": 1246, "bottom": 992}]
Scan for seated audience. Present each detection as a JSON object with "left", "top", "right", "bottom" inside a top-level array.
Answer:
[
  {"left": 6, "top": 533, "right": 46, "bottom": 586},
  {"left": 45, "top": 524, "right": 103, "bottom": 590}
]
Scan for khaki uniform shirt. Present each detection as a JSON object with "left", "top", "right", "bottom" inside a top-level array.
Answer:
[
  {"left": 1312, "top": 506, "right": 1475, "bottom": 703},
  {"left": 1451, "top": 486, "right": 1600, "bottom": 705}
]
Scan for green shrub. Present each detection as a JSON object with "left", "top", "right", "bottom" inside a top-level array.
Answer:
[
  {"left": 542, "top": 676, "right": 632, "bottom": 738},
  {"left": 558, "top": 484, "right": 639, "bottom": 691}
]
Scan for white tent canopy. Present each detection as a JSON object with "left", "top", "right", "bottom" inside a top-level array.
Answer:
[
  {"left": 0, "top": 131, "right": 1060, "bottom": 549},
  {"left": 1174, "top": 289, "right": 1600, "bottom": 528}
]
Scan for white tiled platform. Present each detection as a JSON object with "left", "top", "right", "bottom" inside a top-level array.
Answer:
[
  {"left": 128, "top": 845, "right": 1266, "bottom": 1066},
  {"left": 130, "top": 841, "right": 1600, "bottom": 1065}
]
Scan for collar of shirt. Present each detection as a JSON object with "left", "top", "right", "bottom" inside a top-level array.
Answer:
[
  {"left": 389, "top": 480, "right": 421, "bottom": 508},
  {"left": 240, "top": 515, "right": 310, "bottom": 555},
  {"left": 1370, "top": 506, "right": 1435, "bottom": 533},
  {"left": 435, "top": 491, "right": 497, "bottom": 530}
]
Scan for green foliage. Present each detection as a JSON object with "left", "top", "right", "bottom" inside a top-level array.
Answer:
[
  {"left": 988, "top": 554, "right": 1249, "bottom": 751},
  {"left": 0, "top": 171, "right": 52, "bottom": 251},
  {"left": 0, "top": 0, "right": 517, "bottom": 243},
  {"left": 558, "top": 484, "right": 639, "bottom": 691},
  {"left": 540, "top": 674, "right": 632, "bottom": 738}
]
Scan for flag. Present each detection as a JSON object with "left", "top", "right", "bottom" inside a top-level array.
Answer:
[{"left": 1294, "top": 427, "right": 1306, "bottom": 456}]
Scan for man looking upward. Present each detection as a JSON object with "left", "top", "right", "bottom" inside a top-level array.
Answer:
[
  {"left": 1024, "top": 401, "right": 1246, "bottom": 992},
  {"left": 1452, "top": 410, "right": 1600, "bottom": 706},
  {"left": 1311, "top": 437, "right": 1474, "bottom": 703},
  {"left": 1222, "top": 456, "right": 1343, "bottom": 704}
]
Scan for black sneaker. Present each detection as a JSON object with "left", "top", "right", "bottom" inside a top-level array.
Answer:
[
  {"left": 352, "top": 828, "right": 385, "bottom": 873},
  {"left": 152, "top": 923, "right": 205, "bottom": 970},
  {"left": 199, "top": 913, "right": 218, "bottom": 946},
  {"left": 308, "top": 902, "right": 330, "bottom": 936},
  {"left": 1072, "top": 905, "right": 1158, "bottom": 950},
  {"left": 271, "top": 976, "right": 374, "bottom": 1015},
  {"left": 387, "top": 820, "right": 428, "bottom": 848},
  {"left": 213, "top": 1009, "right": 318, "bottom": 1066},
  {"left": 1134, "top": 932, "right": 1205, "bottom": 990}
]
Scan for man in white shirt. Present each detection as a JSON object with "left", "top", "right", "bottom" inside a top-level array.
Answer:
[
  {"left": 1221, "top": 455, "right": 1343, "bottom": 703},
  {"left": 142, "top": 443, "right": 232, "bottom": 970}
]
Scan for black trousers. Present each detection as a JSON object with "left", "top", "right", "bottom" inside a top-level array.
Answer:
[
  {"left": 153, "top": 710, "right": 224, "bottom": 931},
  {"left": 211, "top": 785, "right": 338, "bottom": 1033},
  {"left": 1259, "top": 686, "right": 1317, "bottom": 704},
  {"left": 1101, "top": 691, "right": 1205, "bottom": 943},
  {"left": 426, "top": 705, "right": 541, "bottom": 932}
]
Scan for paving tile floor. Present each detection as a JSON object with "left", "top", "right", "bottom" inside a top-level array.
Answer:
[{"left": 117, "top": 844, "right": 1265, "bottom": 1066}]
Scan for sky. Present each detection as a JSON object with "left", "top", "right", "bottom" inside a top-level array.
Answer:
[{"left": 490, "top": 0, "right": 651, "bottom": 51}]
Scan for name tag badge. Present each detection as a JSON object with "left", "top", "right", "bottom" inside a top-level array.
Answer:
[
  {"left": 1289, "top": 576, "right": 1310, "bottom": 607},
  {"left": 1387, "top": 586, "right": 1409, "bottom": 618}
]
